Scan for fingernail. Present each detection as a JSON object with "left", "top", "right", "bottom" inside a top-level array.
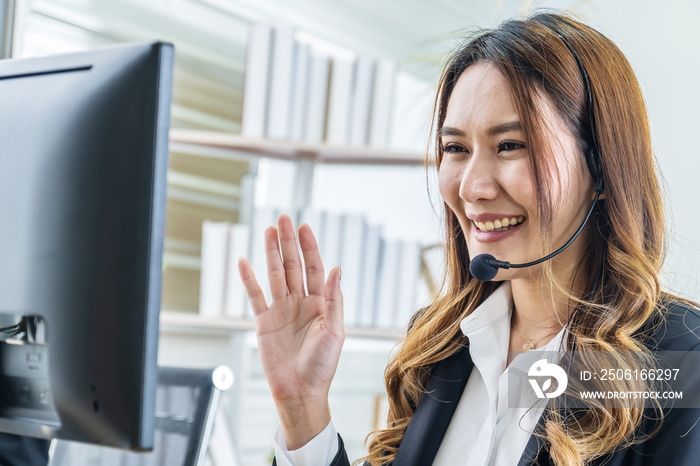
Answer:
[{"left": 338, "top": 266, "right": 342, "bottom": 282}]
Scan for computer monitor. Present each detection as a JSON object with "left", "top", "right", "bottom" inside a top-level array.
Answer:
[{"left": 0, "top": 41, "right": 173, "bottom": 451}]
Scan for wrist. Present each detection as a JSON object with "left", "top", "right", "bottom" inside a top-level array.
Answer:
[{"left": 275, "top": 397, "right": 331, "bottom": 450}]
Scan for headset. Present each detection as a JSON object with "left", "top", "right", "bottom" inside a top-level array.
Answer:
[{"left": 468, "top": 24, "right": 604, "bottom": 283}]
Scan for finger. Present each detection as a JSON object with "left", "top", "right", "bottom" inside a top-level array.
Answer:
[
  {"left": 264, "top": 226, "right": 289, "bottom": 301},
  {"left": 277, "top": 214, "right": 305, "bottom": 296},
  {"left": 323, "top": 266, "right": 344, "bottom": 332},
  {"left": 237, "top": 256, "right": 268, "bottom": 316},
  {"left": 298, "top": 223, "right": 325, "bottom": 296}
]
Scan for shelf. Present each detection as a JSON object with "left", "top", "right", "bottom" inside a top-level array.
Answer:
[
  {"left": 169, "top": 129, "right": 431, "bottom": 166},
  {"left": 159, "top": 311, "right": 405, "bottom": 341},
  {"left": 168, "top": 170, "right": 242, "bottom": 198},
  {"left": 163, "top": 252, "right": 201, "bottom": 271},
  {"left": 167, "top": 186, "right": 240, "bottom": 212}
]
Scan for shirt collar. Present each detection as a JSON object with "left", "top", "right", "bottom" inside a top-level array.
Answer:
[
  {"left": 460, "top": 281, "right": 513, "bottom": 336},
  {"left": 459, "top": 281, "right": 569, "bottom": 368},
  {"left": 459, "top": 282, "right": 513, "bottom": 382}
]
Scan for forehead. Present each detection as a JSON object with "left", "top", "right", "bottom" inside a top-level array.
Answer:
[{"left": 444, "top": 61, "right": 520, "bottom": 130}]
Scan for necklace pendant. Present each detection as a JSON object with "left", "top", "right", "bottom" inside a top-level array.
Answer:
[{"left": 523, "top": 341, "right": 535, "bottom": 351}]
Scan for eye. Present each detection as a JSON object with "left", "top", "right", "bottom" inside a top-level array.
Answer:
[
  {"left": 442, "top": 143, "right": 468, "bottom": 154},
  {"left": 498, "top": 141, "right": 525, "bottom": 153}
]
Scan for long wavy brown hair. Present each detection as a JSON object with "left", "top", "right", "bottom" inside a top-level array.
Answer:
[{"left": 360, "top": 12, "right": 694, "bottom": 466}]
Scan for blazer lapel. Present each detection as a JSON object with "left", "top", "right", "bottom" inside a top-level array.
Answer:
[{"left": 393, "top": 342, "right": 474, "bottom": 466}]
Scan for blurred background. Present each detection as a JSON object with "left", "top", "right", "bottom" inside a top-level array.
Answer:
[{"left": 4, "top": 0, "right": 698, "bottom": 464}]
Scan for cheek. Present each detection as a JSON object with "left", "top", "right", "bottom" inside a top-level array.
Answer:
[
  {"left": 437, "top": 163, "right": 462, "bottom": 206},
  {"left": 549, "top": 165, "right": 591, "bottom": 222},
  {"left": 516, "top": 176, "right": 537, "bottom": 210},
  {"left": 502, "top": 161, "right": 537, "bottom": 211},
  {"left": 438, "top": 165, "right": 471, "bottom": 235}
]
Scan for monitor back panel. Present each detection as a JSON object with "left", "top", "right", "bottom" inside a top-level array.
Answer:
[{"left": 0, "top": 41, "right": 173, "bottom": 450}]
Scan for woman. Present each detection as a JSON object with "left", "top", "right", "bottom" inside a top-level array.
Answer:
[{"left": 237, "top": 12, "right": 700, "bottom": 466}]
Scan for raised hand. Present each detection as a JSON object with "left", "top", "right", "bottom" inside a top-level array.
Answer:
[{"left": 237, "top": 213, "right": 344, "bottom": 449}]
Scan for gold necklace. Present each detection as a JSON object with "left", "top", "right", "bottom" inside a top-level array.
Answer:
[{"left": 512, "top": 320, "right": 562, "bottom": 351}]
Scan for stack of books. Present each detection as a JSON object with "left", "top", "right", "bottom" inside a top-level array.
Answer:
[
  {"left": 198, "top": 207, "right": 427, "bottom": 331},
  {"left": 241, "top": 23, "right": 434, "bottom": 153}
]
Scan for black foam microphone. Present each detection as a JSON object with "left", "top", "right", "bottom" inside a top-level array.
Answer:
[{"left": 469, "top": 186, "right": 603, "bottom": 281}]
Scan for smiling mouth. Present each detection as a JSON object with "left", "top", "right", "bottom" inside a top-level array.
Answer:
[{"left": 474, "top": 216, "right": 525, "bottom": 232}]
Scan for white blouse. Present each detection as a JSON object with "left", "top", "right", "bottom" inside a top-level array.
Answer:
[{"left": 274, "top": 281, "right": 567, "bottom": 466}]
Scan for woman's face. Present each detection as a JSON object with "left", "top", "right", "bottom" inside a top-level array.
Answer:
[{"left": 438, "top": 61, "right": 596, "bottom": 282}]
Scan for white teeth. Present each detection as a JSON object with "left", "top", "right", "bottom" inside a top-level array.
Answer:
[{"left": 475, "top": 216, "right": 525, "bottom": 232}]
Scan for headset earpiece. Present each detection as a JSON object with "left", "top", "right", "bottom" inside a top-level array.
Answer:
[
  {"left": 585, "top": 147, "right": 604, "bottom": 194},
  {"left": 585, "top": 147, "right": 602, "bottom": 185},
  {"left": 548, "top": 23, "right": 605, "bottom": 194}
]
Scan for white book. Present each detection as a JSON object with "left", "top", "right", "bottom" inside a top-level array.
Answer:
[
  {"left": 357, "top": 224, "right": 382, "bottom": 327},
  {"left": 199, "top": 221, "right": 230, "bottom": 318},
  {"left": 325, "top": 57, "right": 355, "bottom": 146},
  {"left": 246, "top": 207, "right": 280, "bottom": 318},
  {"left": 298, "top": 207, "right": 325, "bottom": 247},
  {"left": 304, "top": 52, "right": 330, "bottom": 143},
  {"left": 388, "top": 70, "right": 434, "bottom": 152},
  {"left": 338, "top": 214, "right": 366, "bottom": 326},
  {"left": 321, "top": 211, "right": 343, "bottom": 277},
  {"left": 224, "top": 224, "right": 250, "bottom": 319},
  {"left": 290, "top": 42, "right": 310, "bottom": 142},
  {"left": 348, "top": 58, "right": 375, "bottom": 146},
  {"left": 369, "top": 59, "right": 396, "bottom": 148},
  {"left": 266, "top": 26, "right": 295, "bottom": 140},
  {"left": 374, "top": 238, "right": 402, "bottom": 329},
  {"left": 395, "top": 240, "right": 422, "bottom": 329},
  {"left": 241, "top": 24, "right": 272, "bottom": 138}
]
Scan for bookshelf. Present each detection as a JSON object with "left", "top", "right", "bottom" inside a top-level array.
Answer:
[{"left": 170, "top": 128, "right": 430, "bottom": 166}]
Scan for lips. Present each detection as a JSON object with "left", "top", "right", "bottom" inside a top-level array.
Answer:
[{"left": 464, "top": 212, "right": 527, "bottom": 244}]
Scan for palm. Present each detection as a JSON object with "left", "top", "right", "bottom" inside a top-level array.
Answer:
[{"left": 238, "top": 214, "right": 344, "bottom": 404}]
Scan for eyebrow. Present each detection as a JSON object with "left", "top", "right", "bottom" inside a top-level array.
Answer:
[{"left": 438, "top": 121, "right": 523, "bottom": 139}]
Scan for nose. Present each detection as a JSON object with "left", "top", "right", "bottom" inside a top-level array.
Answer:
[{"left": 459, "top": 150, "right": 500, "bottom": 203}]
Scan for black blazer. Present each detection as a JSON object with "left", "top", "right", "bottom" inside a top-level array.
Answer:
[{"left": 274, "top": 300, "right": 700, "bottom": 466}]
